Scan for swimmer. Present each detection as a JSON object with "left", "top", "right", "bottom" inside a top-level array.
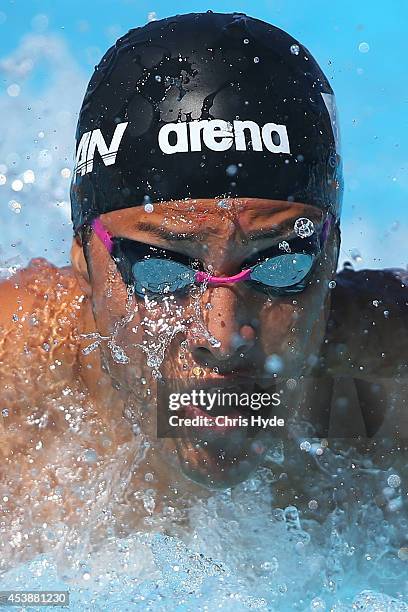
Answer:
[{"left": 0, "top": 12, "right": 407, "bottom": 566}]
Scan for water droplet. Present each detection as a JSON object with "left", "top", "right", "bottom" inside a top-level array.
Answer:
[
  {"left": 350, "top": 248, "right": 362, "bottom": 263},
  {"left": 308, "top": 499, "right": 318, "bottom": 510},
  {"left": 216, "top": 199, "right": 230, "bottom": 209},
  {"left": 83, "top": 448, "right": 98, "bottom": 463},
  {"left": 265, "top": 354, "right": 283, "bottom": 374},
  {"left": 253, "top": 56, "right": 260, "bottom": 63},
  {"left": 243, "top": 38, "right": 249, "bottom": 44},
  {"left": 387, "top": 474, "right": 401, "bottom": 488},
  {"left": 155, "top": 74, "right": 162, "bottom": 82},
  {"left": 109, "top": 342, "right": 129, "bottom": 364},
  {"left": 328, "top": 280, "right": 336, "bottom": 289},
  {"left": 294, "top": 217, "right": 315, "bottom": 238},
  {"left": 226, "top": 164, "right": 238, "bottom": 177},
  {"left": 279, "top": 241, "right": 291, "bottom": 253},
  {"left": 290, "top": 44, "right": 300, "bottom": 56},
  {"left": 22, "top": 170, "right": 35, "bottom": 184},
  {"left": 11, "top": 179, "right": 23, "bottom": 192},
  {"left": 358, "top": 42, "right": 370, "bottom": 53},
  {"left": 7, "top": 83, "right": 20, "bottom": 97},
  {"left": 2, "top": 408, "right": 9, "bottom": 417}
]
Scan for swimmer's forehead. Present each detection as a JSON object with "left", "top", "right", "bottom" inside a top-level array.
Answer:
[{"left": 100, "top": 198, "right": 324, "bottom": 240}]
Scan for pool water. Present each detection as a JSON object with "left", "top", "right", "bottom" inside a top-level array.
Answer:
[{"left": 1, "top": 437, "right": 408, "bottom": 611}]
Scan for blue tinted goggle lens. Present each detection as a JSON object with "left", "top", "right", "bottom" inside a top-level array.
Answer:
[
  {"left": 250, "top": 253, "right": 315, "bottom": 288},
  {"left": 132, "top": 259, "right": 196, "bottom": 297}
]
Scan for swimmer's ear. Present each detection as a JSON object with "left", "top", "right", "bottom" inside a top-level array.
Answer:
[{"left": 71, "top": 236, "right": 91, "bottom": 297}]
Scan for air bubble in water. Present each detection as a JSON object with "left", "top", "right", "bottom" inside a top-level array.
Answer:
[
  {"left": 328, "top": 280, "right": 336, "bottom": 289},
  {"left": 290, "top": 44, "right": 300, "bottom": 55},
  {"left": 253, "top": 56, "right": 260, "bottom": 63},
  {"left": 243, "top": 38, "right": 249, "bottom": 44}
]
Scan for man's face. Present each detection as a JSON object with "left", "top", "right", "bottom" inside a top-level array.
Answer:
[{"left": 81, "top": 198, "right": 339, "bottom": 488}]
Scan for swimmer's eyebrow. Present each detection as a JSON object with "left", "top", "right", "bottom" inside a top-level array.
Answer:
[
  {"left": 247, "top": 218, "right": 323, "bottom": 241},
  {"left": 133, "top": 222, "right": 199, "bottom": 241},
  {"left": 246, "top": 227, "right": 294, "bottom": 241}
]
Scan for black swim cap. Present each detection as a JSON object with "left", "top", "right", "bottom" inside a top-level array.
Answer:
[{"left": 70, "top": 11, "right": 343, "bottom": 231}]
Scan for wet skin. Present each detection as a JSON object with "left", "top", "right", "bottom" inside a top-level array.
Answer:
[{"left": 0, "top": 198, "right": 407, "bottom": 565}]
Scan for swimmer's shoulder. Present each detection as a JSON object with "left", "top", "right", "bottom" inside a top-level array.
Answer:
[
  {"left": 323, "top": 266, "right": 408, "bottom": 378},
  {"left": 0, "top": 257, "right": 83, "bottom": 353}
]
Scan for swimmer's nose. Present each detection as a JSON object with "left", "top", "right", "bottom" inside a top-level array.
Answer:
[{"left": 188, "top": 287, "right": 257, "bottom": 370}]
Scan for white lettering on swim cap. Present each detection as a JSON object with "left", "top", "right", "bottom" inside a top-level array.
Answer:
[
  {"left": 202, "top": 119, "right": 234, "bottom": 151},
  {"left": 74, "top": 117, "right": 292, "bottom": 177},
  {"left": 158, "top": 119, "right": 291, "bottom": 155},
  {"left": 157, "top": 122, "right": 189, "bottom": 154},
  {"left": 75, "top": 122, "right": 128, "bottom": 176}
]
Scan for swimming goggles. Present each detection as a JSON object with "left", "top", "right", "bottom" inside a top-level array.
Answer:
[{"left": 89, "top": 215, "right": 332, "bottom": 299}]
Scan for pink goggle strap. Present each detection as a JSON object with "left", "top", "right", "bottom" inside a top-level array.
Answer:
[
  {"left": 195, "top": 269, "right": 251, "bottom": 285},
  {"left": 91, "top": 218, "right": 114, "bottom": 254}
]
